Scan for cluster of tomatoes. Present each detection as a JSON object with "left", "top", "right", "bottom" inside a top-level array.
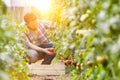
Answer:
[
  {"left": 58, "top": 54, "right": 84, "bottom": 71},
  {"left": 58, "top": 53, "right": 108, "bottom": 72},
  {"left": 58, "top": 54, "right": 73, "bottom": 65}
]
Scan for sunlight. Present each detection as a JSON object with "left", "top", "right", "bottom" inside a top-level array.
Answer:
[{"left": 35, "top": 0, "right": 51, "bottom": 11}]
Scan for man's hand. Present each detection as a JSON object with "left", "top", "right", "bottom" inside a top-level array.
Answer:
[
  {"left": 40, "top": 20, "right": 55, "bottom": 29},
  {"left": 44, "top": 48, "right": 54, "bottom": 55},
  {"left": 25, "top": 37, "right": 54, "bottom": 55}
]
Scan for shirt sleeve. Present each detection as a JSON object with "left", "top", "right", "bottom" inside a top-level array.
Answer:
[
  {"left": 24, "top": 35, "right": 31, "bottom": 48},
  {"left": 24, "top": 34, "right": 46, "bottom": 53},
  {"left": 40, "top": 20, "right": 55, "bottom": 29}
]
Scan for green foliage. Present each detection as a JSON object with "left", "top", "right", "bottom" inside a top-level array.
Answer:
[
  {"left": 50, "top": 0, "right": 120, "bottom": 80},
  {"left": 0, "top": 1, "right": 30, "bottom": 80}
]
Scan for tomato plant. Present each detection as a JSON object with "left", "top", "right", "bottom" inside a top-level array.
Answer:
[
  {"left": 48, "top": 0, "right": 120, "bottom": 80},
  {"left": 0, "top": 1, "right": 30, "bottom": 80}
]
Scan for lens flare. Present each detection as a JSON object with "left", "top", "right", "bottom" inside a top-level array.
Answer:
[{"left": 35, "top": 0, "right": 51, "bottom": 11}]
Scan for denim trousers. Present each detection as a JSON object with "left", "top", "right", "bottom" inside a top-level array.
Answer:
[{"left": 26, "top": 42, "right": 55, "bottom": 64}]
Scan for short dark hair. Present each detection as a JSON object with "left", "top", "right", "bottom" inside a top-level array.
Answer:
[{"left": 24, "top": 13, "right": 37, "bottom": 23}]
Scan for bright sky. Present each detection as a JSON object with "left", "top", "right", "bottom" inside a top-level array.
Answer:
[
  {"left": 32, "top": 0, "right": 51, "bottom": 12},
  {"left": 3, "top": 0, "right": 52, "bottom": 11}
]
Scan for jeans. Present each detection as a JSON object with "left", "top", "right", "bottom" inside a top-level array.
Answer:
[{"left": 26, "top": 42, "right": 55, "bottom": 64}]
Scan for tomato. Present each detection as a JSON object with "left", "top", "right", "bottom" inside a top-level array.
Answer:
[
  {"left": 87, "top": 61, "right": 93, "bottom": 67},
  {"left": 76, "top": 63, "right": 81, "bottom": 67},
  {"left": 59, "top": 56, "right": 65, "bottom": 60},
  {"left": 96, "top": 56, "right": 105, "bottom": 64},
  {"left": 64, "top": 60, "right": 72, "bottom": 65},
  {"left": 48, "top": 48, "right": 54, "bottom": 53}
]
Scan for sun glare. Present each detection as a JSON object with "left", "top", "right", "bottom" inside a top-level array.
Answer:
[{"left": 35, "top": 0, "right": 51, "bottom": 11}]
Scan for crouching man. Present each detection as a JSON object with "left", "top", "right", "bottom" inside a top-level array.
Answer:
[{"left": 23, "top": 12, "right": 55, "bottom": 64}]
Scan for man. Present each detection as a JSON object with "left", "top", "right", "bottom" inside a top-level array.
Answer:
[{"left": 24, "top": 12, "right": 55, "bottom": 64}]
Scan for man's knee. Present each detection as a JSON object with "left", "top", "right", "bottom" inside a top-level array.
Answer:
[{"left": 26, "top": 49, "right": 42, "bottom": 63}]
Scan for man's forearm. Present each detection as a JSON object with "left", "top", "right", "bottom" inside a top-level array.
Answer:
[
  {"left": 28, "top": 43, "right": 52, "bottom": 55},
  {"left": 25, "top": 39, "right": 53, "bottom": 55},
  {"left": 29, "top": 42, "right": 45, "bottom": 52},
  {"left": 25, "top": 36, "right": 48, "bottom": 53}
]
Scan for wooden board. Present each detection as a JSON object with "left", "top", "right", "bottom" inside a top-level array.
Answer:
[{"left": 29, "top": 61, "right": 66, "bottom": 76}]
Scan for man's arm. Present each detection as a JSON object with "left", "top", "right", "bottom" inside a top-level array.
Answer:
[
  {"left": 25, "top": 36, "right": 53, "bottom": 55},
  {"left": 40, "top": 20, "right": 55, "bottom": 29}
]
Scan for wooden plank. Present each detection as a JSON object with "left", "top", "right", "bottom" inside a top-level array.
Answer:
[
  {"left": 29, "top": 61, "right": 65, "bottom": 69},
  {"left": 29, "top": 61, "right": 66, "bottom": 75},
  {"left": 30, "top": 69, "right": 65, "bottom": 75},
  {"left": 29, "top": 64, "right": 65, "bottom": 70}
]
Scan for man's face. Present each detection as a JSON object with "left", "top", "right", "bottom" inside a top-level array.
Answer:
[{"left": 26, "top": 20, "right": 38, "bottom": 31}]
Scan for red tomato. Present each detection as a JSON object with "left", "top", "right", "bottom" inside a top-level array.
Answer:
[
  {"left": 64, "top": 60, "right": 72, "bottom": 65},
  {"left": 48, "top": 48, "right": 54, "bottom": 53}
]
